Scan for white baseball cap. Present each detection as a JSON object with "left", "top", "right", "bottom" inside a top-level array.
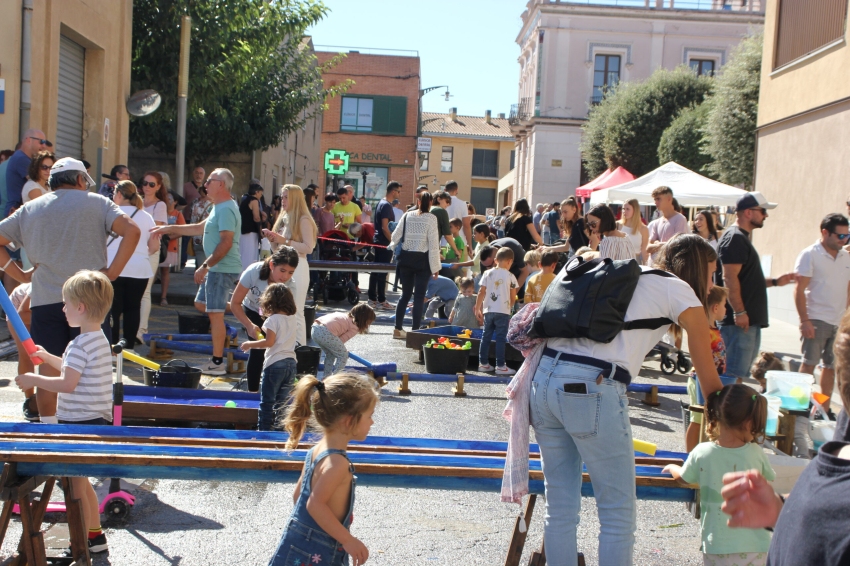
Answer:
[
  {"left": 50, "top": 157, "right": 95, "bottom": 187},
  {"left": 736, "top": 191, "right": 778, "bottom": 211}
]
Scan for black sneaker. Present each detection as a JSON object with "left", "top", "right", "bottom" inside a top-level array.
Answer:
[
  {"left": 22, "top": 397, "right": 39, "bottom": 422},
  {"left": 62, "top": 533, "right": 109, "bottom": 557}
]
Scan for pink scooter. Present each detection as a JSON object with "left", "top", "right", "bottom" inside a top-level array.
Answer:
[{"left": 13, "top": 344, "right": 136, "bottom": 520}]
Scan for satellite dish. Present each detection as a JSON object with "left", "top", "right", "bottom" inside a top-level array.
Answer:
[{"left": 126, "top": 89, "right": 162, "bottom": 117}]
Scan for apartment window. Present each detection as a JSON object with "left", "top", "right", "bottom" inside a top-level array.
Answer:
[
  {"left": 471, "top": 187, "right": 496, "bottom": 217},
  {"left": 775, "top": 0, "right": 848, "bottom": 69},
  {"left": 440, "top": 146, "right": 453, "bottom": 172},
  {"left": 472, "top": 149, "right": 499, "bottom": 178},
  {"left": 419, "top": 152, "right": 429, "bottom": 171},
  {"left": 689, "top": 59, "right": 716, "bottom": 76},
  {"left": 592, "top": 54, "right": 620, "bottom": 104},
  {"left": 510, "top": 150, "right": 516, "bottom": 170},
  {"left": 340, "top": 95, "right": 407, "bottom": 134}
]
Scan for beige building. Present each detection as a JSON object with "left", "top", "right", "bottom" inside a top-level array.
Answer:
[
  {"left": 753, "top": 0, "right": 850, "bottom": 325},
  {"left": 509, "top": 0, "right": 764, "bottom": 207},
  {"left": 420, "top": 109, "right": 514, "bottom": 215},
  {"left": 0, "top": 0, "right": 133, "bottom": 173}
]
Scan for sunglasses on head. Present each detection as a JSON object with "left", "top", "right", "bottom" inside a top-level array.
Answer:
[{"left": 143, "top": 181, "right": 157, "bottom": 188}]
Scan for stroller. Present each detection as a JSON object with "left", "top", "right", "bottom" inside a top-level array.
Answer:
[{"left": 313, "top": 229, "right": 360, "bottom": 306}]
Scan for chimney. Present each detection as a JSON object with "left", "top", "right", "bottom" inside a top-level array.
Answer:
[
  {"left": 498, "top": 112, "right": 505, "bottom": 119},
  {"left": 485, "top": 110, "right": 492, "bottom": 124},
  {"left": 449, "top": 107, "right": 457, "bottom": 121}
]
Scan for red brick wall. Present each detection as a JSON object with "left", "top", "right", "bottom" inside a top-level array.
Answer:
[{"left": 317, "top": 51, "right": 420, "bottom": 205}]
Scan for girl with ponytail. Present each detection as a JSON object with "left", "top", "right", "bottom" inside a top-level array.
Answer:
[
  {"left": 108, "top": 181, "right": 159, "bottom": 350},
  {"left": 270, "top": 372, "right": 379, "bottom": 566}
]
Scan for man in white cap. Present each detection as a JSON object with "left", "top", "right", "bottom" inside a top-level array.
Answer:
[
  {"left": 0, "top": 157, "right": 141, "bottom": 422},
  {"left": 715, "top": 191, "right": 795, "bottom": 382}
]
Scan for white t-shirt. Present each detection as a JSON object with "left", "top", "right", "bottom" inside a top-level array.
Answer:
[
  {"left": 238, "top": 260, "right": 297, "bottom": 314},
  {"left": 145, "top": 200, "right": 168, "bottom": 225},
  {"left": 547, "top": 266, "right": 703, "bottom": 378},
  {"left": 262, "top": 313, "right": 297, "bottom": 369},
  {"left": 794, "top": 241, "right": 850, "bottom": 326},
  {"left": 445, "top": 194, "right": 469, "bottom": 246},
  {"left": 22, "top": 180, "right": 47, "bottom": 204},
  {"left": 479, "top": 267, "right": 518, "bottom": 315},
  {"left": 107, "top": 205, "right": 155, "bottom": 279},
  {"left": 57, "top": 331, "right": 113, "bottom": 422}
]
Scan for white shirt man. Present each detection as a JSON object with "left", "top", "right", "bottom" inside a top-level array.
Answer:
[
  {"left": 794, "top": 213, "right": 850, "bottom": 411},
  {"left": 444, "top": 180, "right": 471, "bottom": 253}
]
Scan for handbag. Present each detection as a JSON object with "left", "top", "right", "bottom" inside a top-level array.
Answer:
[{"left": 395, "top": 212, "right": 429, "bottom": 269}]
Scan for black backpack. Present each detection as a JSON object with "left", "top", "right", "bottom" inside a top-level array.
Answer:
[{"left": 530, "top": 256, "right": 674, "bottom": 343}]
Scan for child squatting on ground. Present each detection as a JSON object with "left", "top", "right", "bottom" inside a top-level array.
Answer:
[
  {"left": 269, "top": 372, "right": 379, "bottom": 566},
  {"left": 449, "top": 276, "right": 479, "bottom": 329},
  {"left": 475, "top": 246, "right": 518, "bottom": 376},
  {"left": 15, "top": 270, "right": 114, "bottom": 556},
  {"left": 311, "top": 304, "right": 376, "bottom": 378},
  {"left": 523, "top": 250, "right": 558, "bottom": 304},
  {"left": 686, "top": 285, "right": 729, "bottom": 452},
  {"left": 240, "top": 283, "right": 299, "bottom": 431},
  {"left": 665, "top": 384, "right": 776, "bottom": 566}
]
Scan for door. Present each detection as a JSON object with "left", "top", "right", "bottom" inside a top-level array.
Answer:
[{"left": 56, "top": 35, "right": 85, "bottom": 159}]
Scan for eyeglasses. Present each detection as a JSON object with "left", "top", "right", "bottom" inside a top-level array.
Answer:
[
  {"left": 204, "top": 178, "right": 222, "bottom": 186},
  {"left": 755, "top": 208, "right": 767, "bottom": 215},
  {"left": 832, "top": 232, "right": 850, "bottom": 241},
  {"left": 587, "top": 221, "right": 599, "bottom": 229},
  {"left": 29, "top": 137, "right": 49, "bottom": 145},
  {"left": 142, "top": 181, "right": 157, "bottom": 188},
  {"left": 39, "top": 164, "right": 52, "bottom": 171}
]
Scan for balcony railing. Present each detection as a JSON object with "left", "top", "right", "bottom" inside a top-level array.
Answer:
[
  {"left": 546, "top": 0, "right": 762, "bottom": 12},
  {"left": 509, "top": 98, "right": 532, "bottom": 126}
]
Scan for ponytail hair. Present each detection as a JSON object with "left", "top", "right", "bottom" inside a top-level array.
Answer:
[
  {"left": 704, "top": 383, "right": 767, "bottom": 443},
  {"left": 114, "top": 180, "right": 143, "bottom": 210},
  {"left": 282, "top": 372, "right": 379, "bottom": 451}
]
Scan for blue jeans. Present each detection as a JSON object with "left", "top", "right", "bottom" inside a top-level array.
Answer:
[
  {"left": 720, "top": 324, "right": 761, "bottom": 379},
  {"left": 194, "top": 270, "right": 239, "bottom": 312},
  {"left": 479, "top": 312, "right": 510, "bottom": 366},
  {"left": 258, "top": 358, "right": 297, "bottom": 431},
  {"left": 530, "top": 354, "right": 635, "bottom": 566}
]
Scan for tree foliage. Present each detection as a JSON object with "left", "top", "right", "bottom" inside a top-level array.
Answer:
[
  {"left": 581, "top": 67, "right": 713, "bottom": 178},
  {"left": 703, "top": 33, "right": 763, "bottom": 188},
  {"left": 131, "top": 0, "right": 348, "bottom": 163},
  {"left": 657, "top": 102, "right": 713, "bottom": 175}
]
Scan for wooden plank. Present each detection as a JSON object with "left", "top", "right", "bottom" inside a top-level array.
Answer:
[
  {"left": 61, "top": 477, "right": 90, "bottom": 566},
  {"left": 122, "top": 401, "right": 258, "bottom": 425},
  {"left": 504, "top": 494, "right": 536, "bottom": 566}
]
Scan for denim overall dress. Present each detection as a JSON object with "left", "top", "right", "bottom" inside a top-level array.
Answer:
[{"left": 269, "top": 448, "right": 355, "bottom": 566}]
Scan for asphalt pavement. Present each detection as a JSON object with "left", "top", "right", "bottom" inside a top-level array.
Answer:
[{"left": 0, "top": 265, "right": 818, "bottom": 565}]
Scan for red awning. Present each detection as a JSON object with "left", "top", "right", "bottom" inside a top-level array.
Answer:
[{"left": 575, "top": 166, "right": 636, "bottom": 199}]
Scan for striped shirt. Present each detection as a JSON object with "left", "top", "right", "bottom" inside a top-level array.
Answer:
[{"left": 57, "top": 331, "right": 113, "bottom": 422}]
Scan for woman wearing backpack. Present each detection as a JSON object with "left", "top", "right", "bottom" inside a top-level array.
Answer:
[{"left": 505, "top": 234, "right": 723, "bottom": 566}]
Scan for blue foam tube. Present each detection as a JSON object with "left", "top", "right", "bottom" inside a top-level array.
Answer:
[
  {"left": 318, "top": 362, "right": 395, "bottom": 378},
  {"left": 348, "top": 352, "right": 373, "bottom": 368}
]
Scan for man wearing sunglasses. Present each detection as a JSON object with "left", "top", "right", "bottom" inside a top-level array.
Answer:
[
  {"left": 4, "top": 129, "right": 50, "bottom": 218},
  {"left": 793, "top": 213, "right": 850, "bottom": 414},
  {"left": 716, "top": 191, "right": 796, "bottom": 384}
]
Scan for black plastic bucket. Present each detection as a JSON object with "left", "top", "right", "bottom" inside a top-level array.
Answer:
[
  {"left": 295, "top": 345, "right": 321, "bottom": 376},
  {"left": 423, "top": 340, "right": 470, "bottom": 374},
  {"left": 143, "top": 359, "right": 202, "bottom": 388},
  {"left": 178, "top": 312, "right": 210, "bottom": 335}
]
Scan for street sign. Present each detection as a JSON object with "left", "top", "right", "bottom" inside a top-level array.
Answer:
[
  {"left": 417, "top": 137, "right": 432, "bottom": 152},
  {"left": 324, "top": 149, "right": 350, "bottom": 175}
]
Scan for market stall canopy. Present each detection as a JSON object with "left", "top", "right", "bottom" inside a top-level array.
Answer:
[
  {"left": 589, "top": 162, "right": 748, "bottom": 207},
  {"left": 575, "top": 166, "right": 635, "bottom": 199}
]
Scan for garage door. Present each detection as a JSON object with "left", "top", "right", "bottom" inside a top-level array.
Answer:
[
  {"left": 470, "top": 187, "right": 496, "bottom": 217},
  {"left": 56, "top": 35, "right": 85, "bottom": 159}
]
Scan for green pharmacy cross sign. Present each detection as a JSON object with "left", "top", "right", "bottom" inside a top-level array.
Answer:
[{"left": 324, "top": 149, "right": 350, "bottom": 175}]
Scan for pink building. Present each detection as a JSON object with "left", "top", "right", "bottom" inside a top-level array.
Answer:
[{"left": 506, "top": 0, "right": 764, "bottom": 208}]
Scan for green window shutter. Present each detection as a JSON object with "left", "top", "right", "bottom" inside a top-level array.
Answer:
[{"left": 371, "top": 96, "right": 407, "bottom": 135}]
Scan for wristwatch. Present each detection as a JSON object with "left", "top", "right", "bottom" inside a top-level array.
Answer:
[
  {"left": 771, "top": 278, "right": 778, "bottom": 287},
  {"left": 733, "top": 310, "right": 747, "bottom": 317}
]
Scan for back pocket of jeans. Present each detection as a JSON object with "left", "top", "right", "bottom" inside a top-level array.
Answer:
[
  {"left": 283, "top": 546, "right": 313, "bottom": 566},
  {"left": 555, "top": 390, "right": 601, "bottom": 439}
]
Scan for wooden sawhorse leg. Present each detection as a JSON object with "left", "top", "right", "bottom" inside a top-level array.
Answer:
[{"left": 640, "top": 386, "right": 660, "bottom": 407}]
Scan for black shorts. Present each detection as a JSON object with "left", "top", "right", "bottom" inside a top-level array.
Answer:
[
  {"left": 31, "top": 302, "right": 111, "bottom": 357},
  {"left": 58, "top": 418, "right": 111, "bottom": 426}
]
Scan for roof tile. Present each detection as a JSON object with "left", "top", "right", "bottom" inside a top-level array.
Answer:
[{"left": 421, "top": 112, "right": 514, "bottom": 140}]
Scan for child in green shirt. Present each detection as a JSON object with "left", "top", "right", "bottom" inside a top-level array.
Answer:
[
  {"left": 443, "top": 218, "right": 466, "bottom": 262},
  {"left": 665, "top": 384, "right": 775, "bottom": 566}
]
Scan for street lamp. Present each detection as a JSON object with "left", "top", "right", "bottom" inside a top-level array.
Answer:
[
  {"left": 361, "top": 170, "right": 368, "bottom": 199},
  {"left": 418, "top": 85, "right": 451, "bottom": 137}
]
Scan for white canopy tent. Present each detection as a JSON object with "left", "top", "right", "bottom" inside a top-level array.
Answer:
[{"left": 589, "top": 162, "right": 748, "bottom": 208}]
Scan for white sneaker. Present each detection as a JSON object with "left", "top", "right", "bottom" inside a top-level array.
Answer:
[
  {"left": 393, "top": 329, "right": 407, "bottom": 340},
  {"left": 200, "top": 360, "right": 227, "bottom": 375},
  {"left": 478, "top": 363, "right": 494, "bottom": 372},
  {"left": 368, "top": 300, "right": 378, "bottom": 309},
  {"left": 495, "top": 366, "right": 516, "bottom": 376}
]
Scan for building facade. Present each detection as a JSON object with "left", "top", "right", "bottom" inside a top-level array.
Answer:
[
  {"left": 419, "top": 109, "right": 515, "bottom": 215},
  {"left": 316, "top": 48, "right": 420, "bottom": 205},
  {"left": 0, "top": 0, "right": 133, "bottom": 175},
  {"left": 509, "top": 0, "right": 764, "bottom": 207},
  {"left": 753, "top": 0, "right": 850, "bottom": 325}
]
